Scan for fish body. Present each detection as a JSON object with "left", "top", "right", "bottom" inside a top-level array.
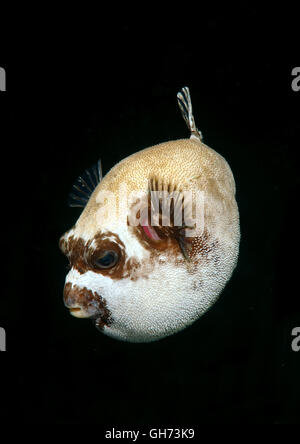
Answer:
[{"left": 60, "top": 87, "right": 240, "bottom": 342}]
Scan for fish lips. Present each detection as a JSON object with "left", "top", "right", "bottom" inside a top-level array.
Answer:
[
  {"left": 63, "top": 283, "right": 112, "bottom": 328},
  {"left": 67, "top": 303, "right": 111, "bottom": 332},
  {"left": 67, "top": 304, "right": 101, "bottom": 319}
]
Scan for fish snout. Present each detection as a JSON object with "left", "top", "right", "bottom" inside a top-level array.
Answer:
[{"left": 63, "top": 282, "right": 103, "bottom": 319}]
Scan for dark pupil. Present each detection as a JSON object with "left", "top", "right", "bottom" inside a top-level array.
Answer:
[{"left": 96, "top": 251, "right": 116, "bottom": 268}]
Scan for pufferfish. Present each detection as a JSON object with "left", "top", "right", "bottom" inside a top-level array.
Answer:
[{"left": 59, "top": 87, "right": 240, "bottom": 343}]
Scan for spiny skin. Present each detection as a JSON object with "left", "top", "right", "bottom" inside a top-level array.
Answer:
[{"left": 60, "top": 137, "right": 240, "bottom": 342}]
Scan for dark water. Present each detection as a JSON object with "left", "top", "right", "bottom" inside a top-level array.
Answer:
[{"left": 1, "top": 6, "right": 299, "bottom": 426}]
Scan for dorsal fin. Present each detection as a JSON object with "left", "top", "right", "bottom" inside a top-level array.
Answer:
[
  {"left": 177, "top": 86, "right": 203, "bottom": 142},
  {"left": 68, "top": 159, "right": 102, "bottom": 208}
]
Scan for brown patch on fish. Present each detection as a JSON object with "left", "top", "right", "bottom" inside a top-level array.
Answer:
[
  {"left": 63, "top": 282, "right": 112, "bottom": 328},
  {"left": 59, "top": 231, "right": 143, "bottom": 280},
  {"left": 95, "top": 317, "right": 110, "bottom": 331},
  {"left": 190, "top": 231, "right": 219, "bottom": 260}
]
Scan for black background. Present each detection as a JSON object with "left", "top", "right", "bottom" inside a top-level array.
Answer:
[{"left": 1, "top": 4, "right": 300, "bottom": 426}]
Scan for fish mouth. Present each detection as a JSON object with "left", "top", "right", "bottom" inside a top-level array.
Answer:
[
  {"left": 64, "top": 283, "right": 109, "bottom": 321},
  {"left": 67, "top": 307, "right": 111, "bottom": 330},
  {"left": 67, "top": 305, "right": 109, "bottom": 324},
  {"left": 69, "top": 307, "right": 81, "bottom": 314},
  {"left": 63, "top": 282, "right": 112, "bottom": 328},
  {"left": 68, "top": 306, "right": 92, "bottom": 318}
]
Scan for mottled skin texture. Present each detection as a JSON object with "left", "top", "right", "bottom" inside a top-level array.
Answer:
[{"left": 60, "top": 138, "right": 240, "bottom": 342}]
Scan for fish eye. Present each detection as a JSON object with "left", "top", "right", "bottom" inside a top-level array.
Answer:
[{"left": 94, "top": 250, "right": 119, "bottom": 269}]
